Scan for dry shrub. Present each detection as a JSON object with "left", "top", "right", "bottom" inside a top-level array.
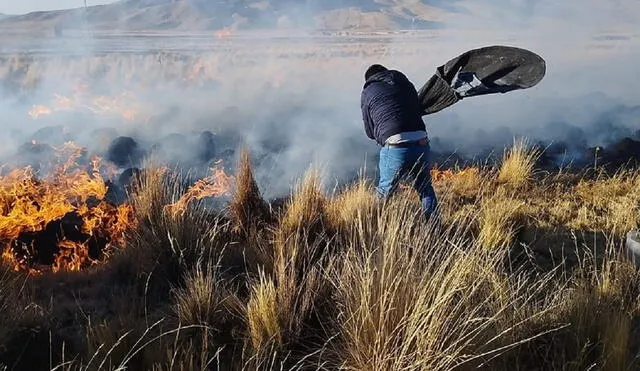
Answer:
[
  {"left": 533, "top": 239, "right": 640, "bottom": 370},
  {"left": 228, "top": 149, "right": 275, "bottom": 276},
  {"left": 497, "top": 138, "right": 541, "bottom": 187},
  {"left": 118, "top": 163, "right": 234, "bottom": 310},
  {"left": 271, "top": 233, "right": 329, "bottom": 347}
]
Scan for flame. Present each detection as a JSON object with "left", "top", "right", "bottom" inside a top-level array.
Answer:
[
  {"left": 0, "top": 141, "right": 135, "bottom": 274},
  {"left": 431, "top": 167, "right": 480, "bottom": 182},
  {"left": 185, "top": 60, "right": 219, "bottom": 85},
  {"left": 215, "top": 27, "right": 233, "bottom": 39},
  {"left": 28, "top": 105, "right": 52, "bottom": 119},
  {"left": 165, "top": 160, "right": 235, "bottom": 216},
  {"left": 398, "top": 167, "right": 480, "bottom": 192},
  {"left": 29, "top": 89, "right": 149, "bottom": 122}
]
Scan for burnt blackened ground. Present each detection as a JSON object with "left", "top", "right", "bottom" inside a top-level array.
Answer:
[{"left": 8, "top": 210, "right": 110, "bottom": 268}]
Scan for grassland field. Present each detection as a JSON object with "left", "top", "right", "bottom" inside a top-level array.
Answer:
[{"left": 1, "top": 31, "right": 640, "bottom": 371}]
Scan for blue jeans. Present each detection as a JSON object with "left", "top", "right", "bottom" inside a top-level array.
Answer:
[{"left": 376, "top": 142, "right": 438, "bottom": 218}]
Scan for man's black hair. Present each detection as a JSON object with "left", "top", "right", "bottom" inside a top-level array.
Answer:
[{"left": 365, "top": 64, "right": 388, "bottom": 81}]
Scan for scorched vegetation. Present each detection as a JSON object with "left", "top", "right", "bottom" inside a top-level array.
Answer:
[{"left": 2, "top": 140, "right": 640, "bottom": 370}]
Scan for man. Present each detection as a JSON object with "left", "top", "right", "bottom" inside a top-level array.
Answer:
[{"left": 361, "top": 64, "right": 438, "bottom": 219}]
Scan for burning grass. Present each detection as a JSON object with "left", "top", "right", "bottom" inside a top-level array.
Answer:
[
  {"left": 2, "top": 139, "right": 640, "bottom": 370},
  {"left": 0, "top": 142, "right": 236, "bottom": 275},
  {"left": 0, "top": 142, "right": 134, "bottom": 273}
]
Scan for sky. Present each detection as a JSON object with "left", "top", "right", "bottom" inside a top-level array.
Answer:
[{"left": 0, "top": 0, "right": 115, "bottom": 14}]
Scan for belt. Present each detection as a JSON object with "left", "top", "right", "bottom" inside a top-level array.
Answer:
[{"left": 385, "top": 137, "right": 429, "bottom": 148}]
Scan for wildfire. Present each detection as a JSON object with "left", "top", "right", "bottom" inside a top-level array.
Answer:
[
  {"left": 28, "top": 105, "right": 53, "bottom": 119},
  {"left": 29, "top": 89, "right": 149, "bottom": 122},
  {"left": 0, "top": 142, "right": 135, "bottom": 274},
  {"left": 185, "top": 59, "right": 220, "bottom": 85},
  {"left": 165, "top": 160, "right": 235, "bottom": 216},
  {"left": 398, "top": 167, "right": 480, "bottom": 192},
  {"left": 431, "top": 167, "right": 479, "bottom": 182},
  {"left": 215, "top": 27, "right": 233, "bottom": 39}
]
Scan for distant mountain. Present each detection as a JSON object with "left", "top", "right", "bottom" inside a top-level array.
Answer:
[{"left": 0, "top": 0, "right": 452, "bottom": 34}]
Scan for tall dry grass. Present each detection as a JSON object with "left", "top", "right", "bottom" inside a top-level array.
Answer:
[
  {"left": 2, "top": 140, "right": 640, "bottom": 370},
  {"left": 497, "top": 138, "right": 541, "bottom": 187}
]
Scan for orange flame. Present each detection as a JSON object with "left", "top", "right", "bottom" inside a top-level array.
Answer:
[
  {"left": 0, "top": 142, "right": 135, "bottom": 274},
  {"left": 29, "top": 90, "right": 149, "bottom": 122},
  {"left": 185, "top": 60, "right": 219, "bottom": 85},
  {"left": 215, "top": 28, "right": 232, "bottom": 39},
  {"left": 165, "top": 161, "right": 235, "bottom": 216},
  {"left": 28, "top": 105, "right": 53, "bottom": 119},
  {"left": 431, "top": 167, "right": 480, "bottom": 182},
  {"left": 397, "top": 167, "right": 480, "bottom": 192}
]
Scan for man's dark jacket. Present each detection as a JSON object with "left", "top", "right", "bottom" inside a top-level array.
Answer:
[{"left": 361, "top": 69, "right": 426, "bottom": 146}]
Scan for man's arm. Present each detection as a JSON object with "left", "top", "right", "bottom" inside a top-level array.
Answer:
[{"left": 361, "top": 91, "right": 375, "bottom": 140}]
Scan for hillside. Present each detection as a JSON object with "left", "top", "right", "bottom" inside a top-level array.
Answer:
[{"left": 0, "top": 0, "right": 451, "bottom": 34}]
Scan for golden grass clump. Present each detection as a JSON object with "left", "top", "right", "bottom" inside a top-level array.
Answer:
[
  {"left": 229, "top": 149, "right": 272, "bottom": 235},
  {"left": 275, "top": 169, "right": 327, "bottom": 244},
  {"left": 439, "top": 166, "right": 486, "bottom": 198},
  {"left": 331, "top": 196, "right": 553, "bottom": 370},
  {"left": 326, "top": 176, "right": 378, "bottom": 230},
  {"left": 497, "top": 138, "right": 541, "bottom": 187},
  {"left": 172, "top": 264, "right": 244, "bottom": 328},
  {"left": 478, "top": 194, "right": 527, "bottom": 250},
  {"left": 572, "top": 171, "right": 640, "bottom": 233},
  {"left": 246, "top": 271, "right": 281, "bottom": 349}
]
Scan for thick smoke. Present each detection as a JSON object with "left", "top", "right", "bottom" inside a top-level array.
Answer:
[{"left": 0, "top": 0, "right": 639, "bottom": 199}]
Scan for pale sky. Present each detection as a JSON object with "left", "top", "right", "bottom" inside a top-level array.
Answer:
[{"left": 0, "top": 0, "right": 116, "bottom": 15}]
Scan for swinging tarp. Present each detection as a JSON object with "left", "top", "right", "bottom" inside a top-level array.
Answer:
[{"left": 417, "top": 45, "right": 546, "bottom": 115}]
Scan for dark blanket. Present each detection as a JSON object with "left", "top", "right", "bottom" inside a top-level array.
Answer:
[{"left": 417, "top": 45, "right": 546, "bottom": 115}]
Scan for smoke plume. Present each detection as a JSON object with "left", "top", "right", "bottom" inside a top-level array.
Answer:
[{"left": 0, "top": 0, "right": 639, "bottom": 199}]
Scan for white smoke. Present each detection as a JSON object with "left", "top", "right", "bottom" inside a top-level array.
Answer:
[{"left": 0, "top": 0, "right": 639, "bottom": 198}]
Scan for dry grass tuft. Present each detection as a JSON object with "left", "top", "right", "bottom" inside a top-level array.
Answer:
[
  {"left": 449, "top": 167, "right": 484, "bottom": 196},
  {"left": 275, "top": 168, "right": 327, "bottom": 244},
  {"left": 479, "top": 194, "right": 527, "bottom": 250},
  {"left": 229, "top": 149, "right": 272, "bottom": 235},
  {"left": 572, "top": 171, "right": 640, "bottom": 233},
  {"left": 326, "top": 176, "right": 378, "bottom": 231},
  {"left": 246, "top": 271, "right": 281, "bottom": 350},
  {"left": 498, "top": 138, "right": 542, "bottom": 187},
  {"left": 172, "top": 263, "right": 244, "bottom": 328},
  {"left": 332, "top": 197, "right": 554, "bottom": 370},
  {"left": 272, "top": 168, "right": 330, "bottom": 278},
  {"left": 128, "top": 160, "right": 171, "bottom": 223}
]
